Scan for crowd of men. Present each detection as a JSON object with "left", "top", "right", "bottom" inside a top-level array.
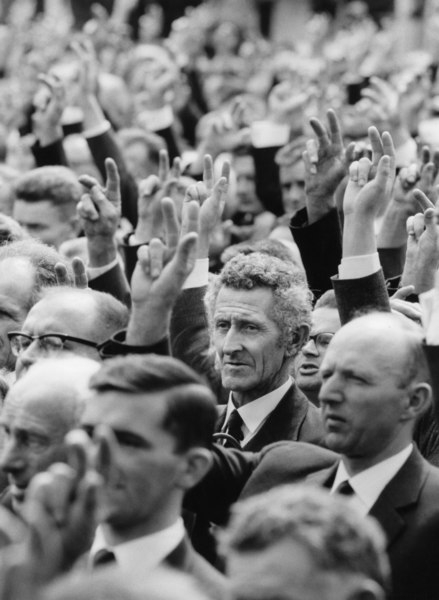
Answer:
[{"left": 0, "top": 0, "right": 439, "bottom": 599}]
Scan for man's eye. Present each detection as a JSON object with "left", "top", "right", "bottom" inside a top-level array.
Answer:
[
  {"left": 244, "top": 324, "right": 257, "bottom": 332},
  {"left": 215, "top": 321, "right": 229, "bottom": 331},
  {"left": 114, "top": 432, "right": 146, "bottom": 449}
]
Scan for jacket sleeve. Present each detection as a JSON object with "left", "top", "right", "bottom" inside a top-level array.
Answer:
[
  {"left": 88, "top": 263, "right": 131, "bottom": 308},
  {"left": 32, "top": 139, "right": 68, "bottom": 167}
]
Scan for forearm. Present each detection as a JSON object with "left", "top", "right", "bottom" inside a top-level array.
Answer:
[{"left": 377, "top": 200, "right": 411, "bottom": 248}]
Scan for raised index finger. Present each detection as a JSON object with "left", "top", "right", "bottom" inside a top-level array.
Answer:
[
  {"left": 309, "top": 117, "right": 330, "bottom": 152},
  {"left": 203, "top": 154, "right": 214, "bottom": 191},
  {"left": 327, "top": 109, "right": 343, "bottom": 153},
  {"left": 104, "top": 158, "right": 121, "bottom": 206},
  {"left": 413, "top": 188, "right": 435, "bottom": 211}
]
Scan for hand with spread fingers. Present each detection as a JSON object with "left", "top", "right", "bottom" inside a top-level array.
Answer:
[
  {"left": 78, "top": 158, "right": 121, "bottom": 267},
  {"left": 55, "top": 258, "right": 88, "bottom": 289},
  {"left": 303, "top": 109, "right": 347, "bottom": 223}
]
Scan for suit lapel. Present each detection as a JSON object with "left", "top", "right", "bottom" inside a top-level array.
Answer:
[
  {"left": 242, "top": 384, "right": 310, "bottom": 452},
  {"left": 215, "top": 405, "right": 227, "bottom": 432},
  {"left": 369, "top": 447, "right": 428, "bottom": 547},
  {"left": 306, "top": 463, "right": 339, "bottom": 488}
]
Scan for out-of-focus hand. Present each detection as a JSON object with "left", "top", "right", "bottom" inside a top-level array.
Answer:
[{"left": 32, "top": 74, "right": 66, "bottom": 146}]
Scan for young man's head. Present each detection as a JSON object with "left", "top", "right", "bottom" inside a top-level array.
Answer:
[
  {"left": 13, "top": 166, "right": 82, "bottom": 248},
  {"left": 224, "top": 484, "right": 389, "bottom": 600},
  {"left": 82, "top": 354, "right": 216, "bottom": 538},
  {"left": 206, "top": 252, "right": 311, "bottom": 406}
]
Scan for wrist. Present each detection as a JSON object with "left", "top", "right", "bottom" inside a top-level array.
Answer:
[
  {"left": 306, "top": 195, "right": 335, "bottom": 224},
  {"left": 37, "top": 126, "right": 63, "bottom": 147},
  {"left": 87, "top": 237, "right": 117, "bottom": 267}
]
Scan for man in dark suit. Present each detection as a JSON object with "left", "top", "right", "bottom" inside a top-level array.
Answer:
[
  {"left": 202, "top": 251, "right": 323, "bottom": 451},
  {"left": 81, "top": 353, "right": 226, "bottom": 599}
]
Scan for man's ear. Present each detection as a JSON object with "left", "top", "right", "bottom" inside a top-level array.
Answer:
[
  {"left": 285, "top": 323, "right": 309, "bottom": 358},
  {"left": 177, "top": 448, "right": 213, "bottom": 491},
  {"left": 402, "top": 382, "right": 432, "bottom": 422},
  {"left": 347, "top": 579, "right": 386, "bottom": 600}
]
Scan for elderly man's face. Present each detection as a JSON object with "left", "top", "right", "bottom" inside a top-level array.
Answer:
[
  {"left": 15, "top": 292, "right": 101, "bottom": 379},
  {"left": 0, "top": 382, "right": 74, "bottom": 509},
  {"left": 0, "top": 257, "right": 36, "bottom": 372},
  {"left": 13, "top": 199, "right": 77, "bottom": 249},
  {"left": 213, "top": 286, "right": 290, "bottom": 405},
  {"left": 82, "top": 390, "right": 185, "bottom": 532},
  {"left": 319, "top": 317, "right": 414, "bottom": 461},
  {"left": 228, "top": 538, "right": 367, "bottom": 600}
]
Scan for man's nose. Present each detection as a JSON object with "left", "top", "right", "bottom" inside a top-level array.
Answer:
[
  {"left": 15, "top": 341, "right": 40, "bottom": 377},
  {"left": 222, "top": 326, "right": 243, "bottom": 355},
  {"left": 302, "top": 338, "right": 319, "bottom": 357},
  {"left": 319, "top": 373, "right": 343, "bottom": 405},
  {"left": 0, "top": 438, "right": 26, "bottom": 474}
]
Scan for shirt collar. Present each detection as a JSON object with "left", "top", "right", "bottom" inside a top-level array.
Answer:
[
  {"left": 90, "top": 518, "right": 185, "bottom": 575},
  {"left": 225, "top": 377, "right": 292, "bottom": 434},
  {"left": 332, "top": 444, "right": 413, "bottom": 513}
]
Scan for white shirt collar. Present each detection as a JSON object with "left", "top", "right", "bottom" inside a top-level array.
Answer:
[
  {"left": 331, "top": 444, "right": 413, "bottom": 515},
  {"left": 224, "top": 378, "right": 292, "bottom": 444},
  {"left": 90, "top": 518, "right": 185, "bottom": 578}
]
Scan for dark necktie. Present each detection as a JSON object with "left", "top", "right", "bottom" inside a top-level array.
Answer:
[
  {"left": 336, "top": 480, "right": 355, "bottom": 496},
  {"left": 92, "top": 548, "right": 117, "bottom": 568},
  {"left": 224, "top": 409, "right": 244, "bottom": 447}
]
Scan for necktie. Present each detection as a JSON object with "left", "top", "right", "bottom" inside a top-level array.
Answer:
[
  {"left": 336, "top": 480, "right": 355, "bottom": 496},
  {"left": 224, "top": 409, "right": 244, "bottom": 447},
  {"left": 92, "top": 548, "right": 117, "bottom": 568}
]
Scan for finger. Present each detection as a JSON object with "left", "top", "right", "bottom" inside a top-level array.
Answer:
[
  {"left": 424, "top": 207, "right": 437, "bottom": 237},
  {"left": 171, "top": 156, "right": 181, "bottom": 180},
  {"left": 368, "top": 126, "right": 383, "bottom": 165},
  {"left": 327, "top": 109, "right": 343, "bottom": 153},
  {"left": 104, "top": 158, "right": 120, "bottom": 205},
  {"left": 65, "top": 429, "right": 91, "bottom": 482},
  {"left": 158, "top": 149, "right": 170, "bottom": 183},
  {"left": 420, "top": 162, "right": 435, "bottom": 189},
  {"left": 413, "top": 189, "right": 435, "bottom": 211},
  {"left": 406, "top": 215, "right": 415, "bottom": 237},
  {"left": 413, "top": 212, "right": 425, "bottom": 240},
  {"left": 89, "top": 185, "right": 108, "bottom": 213},
  {"left": 392, "top": 285, "right": 415, "bottom": 300},
  {"left": 421, "top": 145, "right": 431, "bottom": 166},
  {"left": 173, "top": 232, "right": 198, "bottom": 281},
  {"left": 345, "top": 141, "right": 357, "bottom": 165},
  {"left": 180, "top": 200, "right": 200, "bottom": 238},
  {"left": 374, "top": 155, "right": 392, "bottom": 191},
  {"left": 55, "top": 262, "right": 70, "bottom": 286},
  {"left": 161, "top": 197, "right": 179, "bottom": 251},
  {"left": 77, "top": 194, "right": 99, "bottom": 221},
  {"left": 433, "top": 150, "right": 439, "bottom": 178},
  {"left": 79, "top": 174, "right": 101, "bottom": 191},
  {"left": 306, "top": 139, "right": 318, "bottom": 173},
  {"left": 349, "top": 160, "right": 360, "bottom": 183},
  {"left": 138, "top": 174, "right": 161, "bottom": 198},
  {"left": 357, "top": 157, "right": 372, "bottom": 186},
  {"left": 149, "top": 238, "right": 165, "bottom": 278},
  {"left": 221, "top": 160, "right": 231, "bottom": 182},
  {"left": 203, "top": 154, "right": 214, "bottom": 191},
  {"left": 214, "top": 176, "right": 229, "bottom": 215},
  {"left": 381, "top": 131, "right": 396, "bottom": 173},
  {"left": 72, "top": 257, "right": 88, "bottom": 289},
  {"left": 309, "top": 117, "right": 330, "bottom": 151},
  {"left": 46, "top": 463, "right": 76, "bottom": 525}
]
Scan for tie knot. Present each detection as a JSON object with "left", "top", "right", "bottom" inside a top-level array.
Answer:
[
  {"left": 336, "top": 480, "right": 354, "bottom": 496},
  {"left": 225, "top": 409, "right": 244, "bottom": 444}
]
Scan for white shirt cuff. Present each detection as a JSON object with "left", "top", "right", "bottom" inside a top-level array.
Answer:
[
  {"left": 87, "top": 257, "right": 119, "bottom": 281},
  {"left": 338, "top": 253, "right": 380, "bottom": 279},
  {"left": 183, "top": 258, "right": 209, "bottom": 289},
  {"left": 83, "top": 120, "right": 111, "bottom": 139},
  {"left": 137, "top": 105, "right": 174, "bottom": 132},
  {"left": 250, "top": 121, "right": 290, "bottom": 148}
]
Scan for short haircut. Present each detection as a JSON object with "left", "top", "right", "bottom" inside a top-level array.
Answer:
[
  {"left": 40, "top": 287, "right": 129, "bottom": 343},
  {"left": 315, "top": 289, "right": 338, "bottom": 311},
  {"left": 14, "top": 166, "right": 82, "bottom": 211},
  {"left": 0, "top": 239, "right": 73, "bottom": 309},
  {"left": 206, "top": 252, "right": 312, "bottom": 349},
  {"left": 222, "top": 484, "right": 390, "bottom": 592},
  {"left": 89, "top": 355, "right": 217, "bottom": 450},
  {"left": 221, "top": 238, "right": 307, "bottom": 270},
  {"left": 117, "top": 128, "right": 166, "bottom": 168}
]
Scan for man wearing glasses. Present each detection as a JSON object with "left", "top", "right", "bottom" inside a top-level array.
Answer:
[
  {"left": 9, "top": 286, "right": 128, "bottom": 379},
  {"left": 295, "top": 290, "right": 340, "bottom": 407}
]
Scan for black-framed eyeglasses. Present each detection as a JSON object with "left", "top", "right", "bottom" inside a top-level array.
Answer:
[
  {"left": 307, "top": 332, "right": 334, "bottom": 352},
  {"left": 8, "top": 331, "right": 99, "bottom": 357}
]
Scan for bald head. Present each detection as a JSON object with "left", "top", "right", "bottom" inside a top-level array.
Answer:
[{"left": 0, "top": 356, "right": 100, "bottom": 507}]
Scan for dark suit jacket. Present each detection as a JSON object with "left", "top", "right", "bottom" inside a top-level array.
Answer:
[
  {"left": 306, "top": 447, "right": 439, "bottom": 600},
  {"left": 216, "top": 383, "right": 324, "bottom": 452}
]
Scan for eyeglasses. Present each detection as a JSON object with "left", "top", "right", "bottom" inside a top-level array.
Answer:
[
  {"left": 307, "top": 332, "right": 334, "bottom": 352},
  {"left": 8, "top": 331, "right": 99, "bottom": 357}
]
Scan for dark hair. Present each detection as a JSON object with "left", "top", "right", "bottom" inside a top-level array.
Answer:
[
  {"left": 14, "top": 166, "right": 81, "bottom": 209},
  {"left": 0, "top": 239, "right": 73, "bottom": 309},
  {"left": 89, "top": 355, "right": 217, "bottom": 450}
]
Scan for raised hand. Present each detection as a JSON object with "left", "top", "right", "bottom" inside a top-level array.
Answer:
[
  {"left": 303, "top": 109, "right": 346, "bottom": 223},
  {"left": 55, "top": 257, "right": 88, "bottom": 289},
  {"left": 32, "top": 74, "right": 66, "bottom": 146}
]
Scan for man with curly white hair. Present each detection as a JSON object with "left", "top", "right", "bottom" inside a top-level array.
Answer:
[{"left": 204, "top": 251, "right": 323, "bottom": 451}]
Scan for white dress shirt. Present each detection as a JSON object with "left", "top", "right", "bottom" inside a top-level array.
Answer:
[
  {"left": 331, "top": 444, "right": 413, "bottom": 515},
  {"left": 222, "top": 378, "right": 293, "bottom": 446},
  {"left": 89, "top": 518, "right": 185, "bottom": 581}
]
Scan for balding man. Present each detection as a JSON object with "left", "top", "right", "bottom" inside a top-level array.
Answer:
[{"left": 0, "top": 356, "right": 100, "bottom": 514}]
